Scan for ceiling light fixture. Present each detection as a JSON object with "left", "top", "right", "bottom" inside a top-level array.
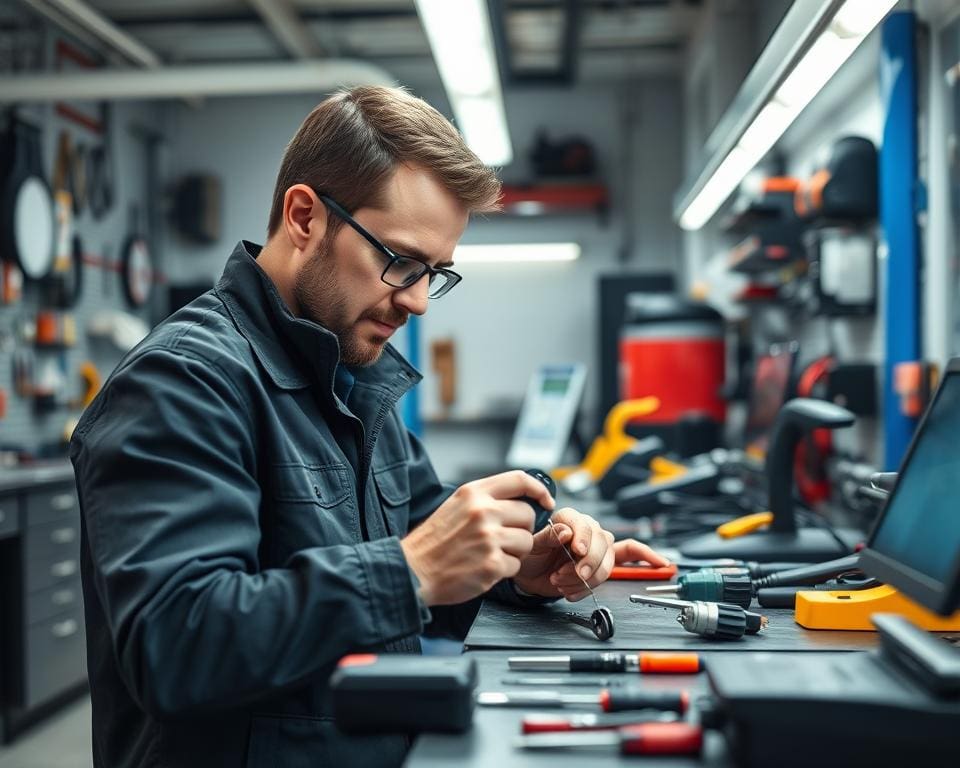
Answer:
[
  {"left": 677, "top": 0, "right": 898, "bottom": 231},
  {"left": 414, "top": 0, "right": 512, "bottom": 166},
  {"left": 454, "top": 243, "right": 581, "bottom": 264}
]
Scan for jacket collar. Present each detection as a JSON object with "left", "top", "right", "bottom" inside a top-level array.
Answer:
[{"left": 215, "top": 241, "right": 422, "bottom": 398}]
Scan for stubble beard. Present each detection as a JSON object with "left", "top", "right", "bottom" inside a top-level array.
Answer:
[{"left": 293, "top": 241, "right": 385, "bottom": 367}]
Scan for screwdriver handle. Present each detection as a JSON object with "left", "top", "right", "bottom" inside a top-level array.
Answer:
[
  {"left": 678, "top": 571, "right": 753, "bottom": 608},
  {"left": 620, "top": 722, "right": 703, "bottom": 756},
  {"left": 566, "top": 652, "right": 701, "bottom": 674},
  {"left": 599, "top": 689, "right": 689, "bottom": 713}
]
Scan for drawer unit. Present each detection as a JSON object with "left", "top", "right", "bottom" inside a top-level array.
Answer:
[
  {"left": 24, "top": 605, "right": 87, "bottom": 710},
  {"left": 26, "top": 579, "right": 82, "bottom": 626},
  {"left": 0, "top": 495, "right": 18, "bottom": 539},
  {"left": 24, "top": 517, "right": 81, "bottom": 594},
  {"left": 25, "top": 485, "right": 77, "bottom": 527}
]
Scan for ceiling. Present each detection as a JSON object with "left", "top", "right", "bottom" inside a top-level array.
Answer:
[{"left": 4, "top": 0, "right": 702, "bottom": 91}]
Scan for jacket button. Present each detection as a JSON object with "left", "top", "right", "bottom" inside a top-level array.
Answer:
[{"left": 313, "top": 485, "right": 321, "bottom": 498}]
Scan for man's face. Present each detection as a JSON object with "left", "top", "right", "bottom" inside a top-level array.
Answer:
[{"left": 294, "top": 165, "right": 469, "bottom": 366}]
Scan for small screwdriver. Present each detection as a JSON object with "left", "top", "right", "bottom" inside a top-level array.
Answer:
[
  {"left": 521, "top": 711, "right": 678, "bottom": 733},
  {"left": 508, "top": 651, "right": 701, "bottom": 674},
  {"left": 646, "top": 570, "right": 754, "bottom": 608},
  {"left": 477, "top": 688, "right": 689, "bottom": 714},
  {"left": 516, "top": 721, "right": 703, "bottom": 756},
  {"left": 629, "top": 594, "right": 768, "bottom": 640}
]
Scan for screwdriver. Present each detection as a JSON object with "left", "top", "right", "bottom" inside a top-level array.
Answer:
[
  {"left": 508, "top": 651, "right": 701, "bottom": 674},
  {"left": 477, "top": 688, "right": 689, "bottom": 714},
  {"left": 502, "top": 676, "right": 625, "bottom": 687},
  {"left": 521, "top": 711, "right": 678, "bottom": 733},
  {"left": 629, "top": 594, "right": 768, "bottom": 640},
  {"left": 516, "top": 721, "right": 703, "bottom": 756},
  {"left": 646, "top": 570, "right": 754, "bottom": 608}
]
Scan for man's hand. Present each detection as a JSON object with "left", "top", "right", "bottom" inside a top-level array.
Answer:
[
  {"left": 400, "top": 470, "right": 553, "bottom": 606},
  {"left": 513, "top": 509, "right": 670, "bottom": 601}
]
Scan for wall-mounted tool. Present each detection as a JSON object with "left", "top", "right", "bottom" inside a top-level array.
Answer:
[
  {"left": 121, "top": 205, "right": 154, "bottom": 308},
  {"left": 629, "top": 594, "right": 767, "bottom": 640},
  {"left": 477, "top": 688, "right": 689, "bottom": 714},
  {"left": 330, "top": 654, "right": 477, "bottom": 733},
  {"left": 507, "top": 651, "right": 701, "bottom": 675},
  {"left": 680, "top": 399, "right": 861, "bottom": 562},
  {"left": 646, "top": 571, "right": 753, "bottom": 608},
  {"left": 516, "top": 721, "right": 703, "bottom": 756},
  {"left": 523, "top": 467, "right": 616, "bottom": 641},
  {"left": 0, "top": 115, "right": 55, "bottom": 282}
]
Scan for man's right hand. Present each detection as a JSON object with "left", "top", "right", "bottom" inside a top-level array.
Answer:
[{"left": 400, "top": 470, "right": 554, "bottom": 606}]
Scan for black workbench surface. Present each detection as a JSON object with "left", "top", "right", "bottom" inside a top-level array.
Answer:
[{"left": 464, "top": 580, "right": 879, "bottom": 652}]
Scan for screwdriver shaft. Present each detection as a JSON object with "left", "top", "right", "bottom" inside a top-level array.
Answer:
[{"left": 547, "top": 518, "right": 601, "bottom": 611}]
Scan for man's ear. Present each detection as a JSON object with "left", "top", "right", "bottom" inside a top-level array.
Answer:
[{"left": 282, "top": 184, "right": 326, "bottom": 251}]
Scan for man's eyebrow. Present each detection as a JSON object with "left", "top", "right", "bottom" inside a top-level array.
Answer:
[{"left": 385, "top": 241, "right": 455, "bottom": 269}]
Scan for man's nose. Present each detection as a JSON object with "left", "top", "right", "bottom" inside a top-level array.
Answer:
[{"left": 393, "top": 274, "right": 430, "bottom": 316}]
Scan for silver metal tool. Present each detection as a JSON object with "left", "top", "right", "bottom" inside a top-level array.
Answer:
[
  {"left": 629, "top": 594, "right": 768, "bottom": 640},
  {"left": 563, "top": 607, "right": 615, "bottom": 641}
]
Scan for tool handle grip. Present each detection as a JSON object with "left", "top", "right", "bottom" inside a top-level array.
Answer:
[
  {"left": 569, "top": 654, "right": 625, "bottom": 672},
  {"left": 600, "top": 689, "right": 688, "bottom": 713},
  {"left": 620, "top": 722, "right": 704, "bottom": 755}
]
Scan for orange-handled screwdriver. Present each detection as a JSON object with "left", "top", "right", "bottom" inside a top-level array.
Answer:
[{"left": 507, "top": 651, "right": 701, "bottom": 674}]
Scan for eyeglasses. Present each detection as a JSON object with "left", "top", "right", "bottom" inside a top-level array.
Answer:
[{"left": 319, "top": 195, "right": 462, "bottom": 299}]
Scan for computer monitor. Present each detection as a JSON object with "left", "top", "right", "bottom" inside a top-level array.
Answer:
[
  {"left": 506, "top": 364, "right": 587, "bottom": 470},
  {"left": 859, "top": 359, "right": 960, "bottom": 616},
  {"left": 743, "top": 341, "right": 798, "bottom": 457}
]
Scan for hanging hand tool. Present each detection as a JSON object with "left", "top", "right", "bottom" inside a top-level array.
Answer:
[
  {"left": 508, "top": 651, "right": 700, "bottom": 674},
  {"left": 523, "top": 468, "right": 615, "bottom": 641},
  {"left": 477, "top": 688, "right": 689, "bottom": 714},
  {"left": 629, "top": 594, "right": 768, "bottom": 640},
  {"left": 646, "top": 570, "right": 754, "bottom": 608},
  {"left": 516, "top": 721, "right": 703, "bottom": 756},
  {"left": 521, "top": 711, "right": 679, "bottom": 733}
]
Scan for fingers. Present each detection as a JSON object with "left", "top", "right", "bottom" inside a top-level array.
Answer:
[
  {"left": 613, "top": 538, "right": 671, "bottom": 567},
  {"left": 494, "top": 499, "right": 537, "bottom": 531},
  {"left": 551, "top": 507, "right": 594, "bottom": 562},
  {"left": 476, "top": 470, "right": 555, "bottom": 511},
  {"left": 497, "top": 525, "right": 536, "bottom": 560}
]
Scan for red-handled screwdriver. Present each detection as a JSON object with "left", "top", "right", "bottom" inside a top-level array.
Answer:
[
  {"left": 477, "top": 688, "right": 689, "bottom": 714},
  {"left": 508, "top": 651, "right": 701, "bottom": 674},
  {"left": 516, "top": 721, "right": 704, "bottom": 756},
  {"left": 521, "top": 711, "right": 678, "bottom": 734}
]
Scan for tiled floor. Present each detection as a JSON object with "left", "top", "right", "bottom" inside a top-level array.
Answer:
[{"left": 0, "top": 697, "right": 92, "bottom": 768}]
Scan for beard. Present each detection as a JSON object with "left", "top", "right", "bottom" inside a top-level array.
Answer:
[{"left": 293, "top": 240, "right": 407, "bottom": 367}]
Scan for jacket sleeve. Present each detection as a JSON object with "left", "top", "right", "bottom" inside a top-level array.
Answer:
[
  {"left": 403, "top": 428, "right": 556, "bottom": 641},
  {"left": 71, "top": 349, "right": 425, "bottom": 718}
]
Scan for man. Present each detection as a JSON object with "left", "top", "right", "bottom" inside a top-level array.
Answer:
[{"left": 71, "top": 86, "right": 667, "bottom": 768}]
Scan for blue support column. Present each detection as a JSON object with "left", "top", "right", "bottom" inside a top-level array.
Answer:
[
  {"left": 401, "top": 314, "right": 423, "bottom": 436},
  {"left": 880, "top": 11, "right": 920, "bottom": 470}
]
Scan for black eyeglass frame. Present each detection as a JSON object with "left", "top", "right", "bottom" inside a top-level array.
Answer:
[{"left": 319, "top": 195, "right": 462, "bottom": 299}]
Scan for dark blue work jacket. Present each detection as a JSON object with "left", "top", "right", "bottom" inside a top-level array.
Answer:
[{"left": 71, "top": 242, "right": 518, "bottom": 767}]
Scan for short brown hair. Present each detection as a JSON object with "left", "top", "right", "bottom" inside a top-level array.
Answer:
[{"left": 267, "top": 86, "right": 502, "bottom": 236}]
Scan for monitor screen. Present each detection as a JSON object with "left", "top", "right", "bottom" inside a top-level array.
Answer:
[
  {"left": 860, "top": 365, "right": 960, "bottom": 615},
  {"left": 744, "top": 343, "right": 797, "bottom": 456}
]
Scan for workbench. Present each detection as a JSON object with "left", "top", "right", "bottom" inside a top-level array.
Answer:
[{"left": 407, "top": 574, "right": 881, "bottom": 766}]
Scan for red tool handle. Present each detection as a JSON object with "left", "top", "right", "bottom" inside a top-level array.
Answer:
[
  {"left": 638, "top": 652, "right": 701, "bottom": 674},
  {"left": 600, "top": 689, "right": 689, "bottom": 713},
  {"left": 609, "top": 563, "right": 679, "bottom": 580},
  {"left": 620, "top": 722, "right": 703, "bottom": 755}
]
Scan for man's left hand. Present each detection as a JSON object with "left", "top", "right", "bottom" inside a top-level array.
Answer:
[{"left": 512, "top": 509, "right": 671, "bottom": 600}]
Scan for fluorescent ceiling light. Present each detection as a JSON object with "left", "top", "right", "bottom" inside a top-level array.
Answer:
[
  {"left": 678, "top": 0, "right": 897, "bottom": 231},
  {"left": 415, "top": 0, "right": 512, "bottom": 166},
  {"left": 454, "top": 243, "right": 581, "bottom": 263}
]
